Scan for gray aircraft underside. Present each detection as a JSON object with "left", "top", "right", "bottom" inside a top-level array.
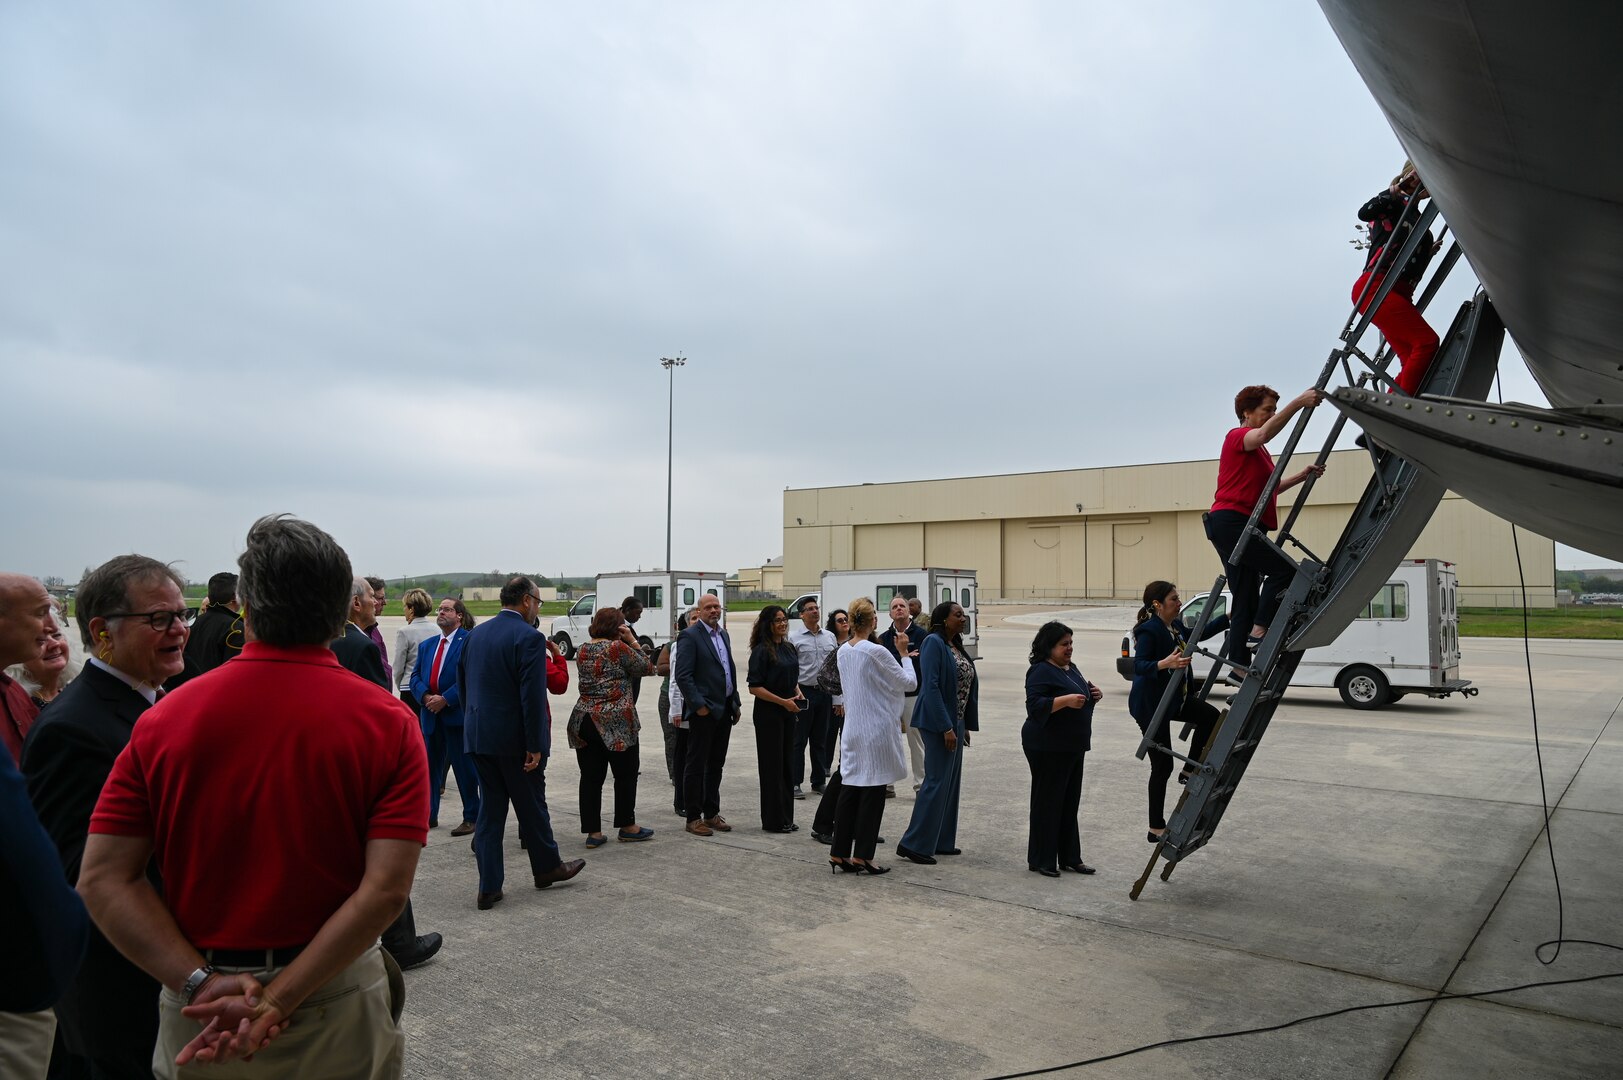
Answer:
[{"left": 1317, "top": 0, "right": 1623, "bottom": 560}]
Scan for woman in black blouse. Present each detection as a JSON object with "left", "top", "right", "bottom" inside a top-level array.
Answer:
[
  {"left": 1022, "top": 621, "right": 1102, "bottom": 877},
  {"left": 748, "top": 605, "right": 804, "bottom": 833}
]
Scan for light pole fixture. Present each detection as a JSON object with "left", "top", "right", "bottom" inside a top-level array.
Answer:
[{"left": 661, "top": 355, "right": 686, "bottom": 639}]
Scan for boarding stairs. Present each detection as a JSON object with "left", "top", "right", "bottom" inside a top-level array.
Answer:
[{"left": 1130, "top": 197, "right": 1506, "bottom": 899}]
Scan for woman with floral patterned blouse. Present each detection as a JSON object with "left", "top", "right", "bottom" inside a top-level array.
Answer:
[{"left": 568, "top": 606, "right": 655, "bottom": 846}]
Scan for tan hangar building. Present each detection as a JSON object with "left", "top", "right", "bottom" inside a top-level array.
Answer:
[{"left": 782, "top": 449, "right": 1555, "bottom": 607}]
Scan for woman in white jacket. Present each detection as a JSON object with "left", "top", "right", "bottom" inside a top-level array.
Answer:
[{"left": 830, "top": 598, "right": 917, "bottom": 874}]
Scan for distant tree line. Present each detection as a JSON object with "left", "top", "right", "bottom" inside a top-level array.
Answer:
[{"left": 1557, "top": 570, "right": 1623, "bottom": 595}]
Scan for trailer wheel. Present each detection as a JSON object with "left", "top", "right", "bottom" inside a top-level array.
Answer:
[
  {"left": 553, "top": 633, "right": 575, "bottom": 660},
  {"left": 1337, "top": 666, "right": 1390, "bottom": 710}
]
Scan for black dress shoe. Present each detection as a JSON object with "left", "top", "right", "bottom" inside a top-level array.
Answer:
[
  {"left": 1062, "top": 863, "right": 1097, "bottom": 875},
  {"left": 1029, "top": 866, "right": 1061, "bottom": 878},
  {"left": 535, "top": 858, "right": 586, "bottom": 888},
  {"left": 392, "top": 932, "right": 444, "bottom": 968},
  {"left": 896, "top": 844, "right": 936, "bottom": 865},
  {"left": 936, "top": 847, "right": 962, "bottom": 856},
  {"left": 811, "top": 830, "right": 834, "bottom": 844},
  {"left": 477, "top": 891, "right": 503, "bottom": 910}
]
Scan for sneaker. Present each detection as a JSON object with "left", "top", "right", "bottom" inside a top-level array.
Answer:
[{"left": 792, "top": 785, "right": 806, "bottom": 800}]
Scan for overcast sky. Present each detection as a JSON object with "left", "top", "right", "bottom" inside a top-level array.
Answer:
[{"left": 0, "top": 2, "right": 1601, "bottom": 582}]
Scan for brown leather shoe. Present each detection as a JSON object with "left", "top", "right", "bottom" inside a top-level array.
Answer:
[
  {"left": 450, "top": 821, "right": 475, "bottom": 837},
  {"left": 534, "top": 858, "right": 586, "bottom": 889},
  {"left": 685, "top": 819, "right": 713, "bottom": 836},
  {"left": 705, "top": 815, "right": 733, "bottom": 832},
  {"left": 477, "top": 890, "right": 503, "bottom": 910}
]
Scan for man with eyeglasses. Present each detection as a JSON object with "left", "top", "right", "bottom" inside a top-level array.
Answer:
[
  {"left": 786, "top": 599, "right": 836, "bottom": 799},
  {"left": 77, "top": 517, "right": 429, "bottom": 1077},
  {"left": 458, "top": 575, "right": 584, "bottom": 910}
]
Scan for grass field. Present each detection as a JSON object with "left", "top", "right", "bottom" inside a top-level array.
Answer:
[{"left": 1458, "top": 606, "right": 1623, "bottom": 639}]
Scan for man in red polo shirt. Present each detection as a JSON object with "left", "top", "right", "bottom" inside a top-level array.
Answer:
[{"left": 78, "top": 515, "right": 428, "bottom": 1078}]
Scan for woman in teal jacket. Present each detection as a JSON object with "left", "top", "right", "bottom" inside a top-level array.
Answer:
[{"left": 897, "top": 601, "right": 978, "bottom": 864}]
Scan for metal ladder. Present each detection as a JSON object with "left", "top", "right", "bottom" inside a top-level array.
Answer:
[{"left": 1129, "top": 196, "right": 1504, "bottom": 899}]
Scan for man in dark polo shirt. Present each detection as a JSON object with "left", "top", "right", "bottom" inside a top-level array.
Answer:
[{"left": 78, "top": 515, "right": 428, "bottom": 1077}]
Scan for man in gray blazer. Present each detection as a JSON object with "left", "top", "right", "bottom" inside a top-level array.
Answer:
[{"left": 674, "top": 592, "right": 740, "bottom": 835}]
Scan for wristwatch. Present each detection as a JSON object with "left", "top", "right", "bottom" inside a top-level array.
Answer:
[{"left": 180, "top": 964, "right": 216, "bottom": 1006}]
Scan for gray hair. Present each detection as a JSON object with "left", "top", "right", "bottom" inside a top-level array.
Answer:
[
  {"left": 75, "top": 555, "right": 185, "bottom": 649},
  {"left": 236, "top": 515, "right": 354, "bottom": 647},
  {"left": 4, "top": 611, "right": 83, "bottom": 696},
  {"left": 351, "top": 577, "right": 373, "bottom": 603}
]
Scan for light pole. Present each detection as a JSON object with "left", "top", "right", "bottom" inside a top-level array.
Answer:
[{"left": 661, "top": 355, "right": 686, "bottom": 639}]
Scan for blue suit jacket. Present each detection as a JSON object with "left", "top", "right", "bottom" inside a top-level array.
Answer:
[
  {"left": 410, "top": 627, "right": 468, "bottom": 734},
  {"left": 1128, "top": 614, "right": 1229, "bottom": 725},
  {"left": 673, "top": 622, "right": 740, "bottom": 722},
  {"left": 912, "top": 633, "right": 979, "bottom": 734},
  {"left": 457, "top": 609, "right": 550, "bottom": 757}
]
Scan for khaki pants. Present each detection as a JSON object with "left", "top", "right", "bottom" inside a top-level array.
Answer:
[
  {"left": 902, "top": 696, "right": 925, "bottom": 788},
  {"left": 0, "top": 1009, "right": 56, "bottom": 1080},
  {"left": 153, "top": 945, "right": 403, "bottom": 1080}
]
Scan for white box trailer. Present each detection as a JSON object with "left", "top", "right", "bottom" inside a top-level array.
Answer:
[
  {"left": 787, "top": 567, "right": 979, "bottom": 657},
  {"left": 549, "top": 570, "right": 727, "bottom": 659},
  {"left": 1186, "top": 558, "right": 1474, "bottom": 710}
]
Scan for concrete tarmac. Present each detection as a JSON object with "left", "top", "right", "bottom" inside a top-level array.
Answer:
[{"left": 379, "top": 612, "right": 1623, "bottom": 1078}]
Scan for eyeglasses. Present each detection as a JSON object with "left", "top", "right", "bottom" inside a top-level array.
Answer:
[
  {"left": 106, "top": 609, "right": 191, "bottom": 632},
  {"left": 772, "top": 616, "right": 789, "bottom": 624},
  {"left": 834, "top": 616, "right": 849, "bottom": 623}
]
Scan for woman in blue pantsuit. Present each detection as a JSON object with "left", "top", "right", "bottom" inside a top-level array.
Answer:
[{"left": 897, "top": 601, "right": 978, "bottom": 864}]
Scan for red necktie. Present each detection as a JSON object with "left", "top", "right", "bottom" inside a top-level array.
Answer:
[{"left": 429, "top": 637, "right": 449, "bottom": 694}]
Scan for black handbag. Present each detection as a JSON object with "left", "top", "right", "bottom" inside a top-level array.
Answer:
[{"left": 815, "top": 644, "right": 842, "bottom": 695}]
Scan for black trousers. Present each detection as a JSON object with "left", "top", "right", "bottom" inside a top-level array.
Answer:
[
  {"left": 792, "top": 685, "right": 834, "bottom": 788},
  {"left": 1024, "top": 749, "right": 1085, "bottom": 871},
  {"left": 575, "top": 719, "right": 640, "bottom": 833},
  {"left": 754, "top": 703, "right": 796, "bottom": 829},
  {"left": 380, "top": 898, "right": 418, "bottom": 958},
  {"left": 670, "top": 726, "right": 689, "bottom": 814},
  {"left": 657, "top": 686, "right": 678, "bottom": 780},
  {"left": 683, "top": 711, "right": 732, "bottom": 822},
  {"left": 1206, "top": 509, "right": 1294, "bottom": 662},
  {"left": 831, "top": 784, "right": 887, "bottom": 861},
  {"left": 812, "top": 716, "right": 844, "bottom": 835},
  {"left": 1140, "top": 697, "right": 1220, "bottom": 829}
]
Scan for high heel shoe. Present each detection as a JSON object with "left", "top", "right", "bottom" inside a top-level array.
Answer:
[
  {"left": 854, "top": 861, "right": 890, "bottom": 875},
  {"left": 829, "top": 857, "right": 860, "bottom": 874}
]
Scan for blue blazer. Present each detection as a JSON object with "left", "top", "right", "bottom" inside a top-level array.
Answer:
[
  {"left": 1128, "top": 614, "right": 1228, "bottom": 725},
  {"left": 457, "top": 609, "right": 550, "bottom": 757},
  {"left": 673, "top": 622, "right": 740, "bottom": 723},
  {"left": 410, "top": 628, "right": 468, "bottom": 734},
  {"left": 912, "top": 633, "right": 979, "bottom": 734}
]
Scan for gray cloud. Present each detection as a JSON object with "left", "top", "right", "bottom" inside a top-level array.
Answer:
[{"left": 0, "top": 2, "right": 1575, "bottom": 581}]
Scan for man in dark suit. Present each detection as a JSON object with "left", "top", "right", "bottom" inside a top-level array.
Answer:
[
  {"left": 23, "top": 555, "right": 189, "bottom": 1078},
  {"left": 331, "top": 577, "right": 389, "bottom": 688},
  {"left": 411, "top": 598, "right": 479, "bottom": 835},
  {"left": 674, "top": 591, "right": 741, "bottom": 836},
  {"left": 459, "top": 576, "right": 584, "bottom": 910},
  {"left": 183, "top": 571, "right": 240, "bottom": 674},
  {"left": 331, "top": 574, "right": 442, "bottom": 970}
]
